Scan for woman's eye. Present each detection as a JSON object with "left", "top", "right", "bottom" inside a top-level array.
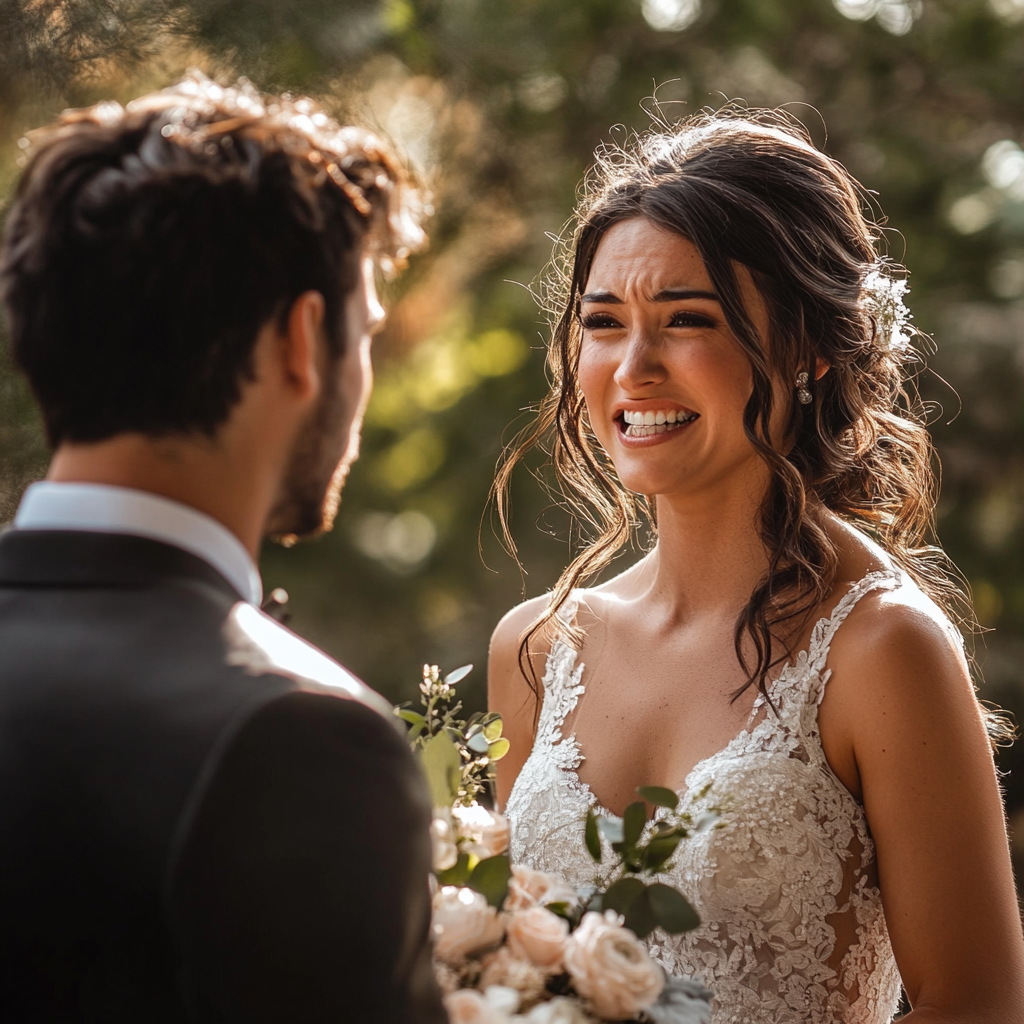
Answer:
[
  {"left": 580, "top": 313, "right": 622, "bottom": 330},
  {"left": 669, "top": 311, "right": 716, "bottom": 329}
]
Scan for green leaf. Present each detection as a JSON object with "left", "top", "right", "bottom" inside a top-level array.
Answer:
[
  {"left": 642, "top": 833, "right": 682, "bottom": 873},
  {"left": 418, "top": 731, "right": 462, "bottom": 807},
  {"left": 623, "top": 801, "right": 647, "bottom": 848},
  {"left": 444, "top": 664, "right": 474, "bottom": 687},
  {"left": 435, "top": 852, "right": 472, "bottom": 886},
  {"left": 597, "top": 816, "right": 624, "bottom": 844},
  {"left": 397, "top": 710, "right": 426, "bottom": 727},
  {"left": 646, "top": 883, "right": 700, "bottom": 934},
  {"left": 468, "top": 854, "right": 511, "bottom": 908},
  {"left": 467, "top": 730, "right": 491, "bottom": 754},
  {"left": 544, "top": 901, "right": 571, "bottom": 920},
  {"left": 482, "top": 716, "right": 503, "bottom": 741},
  {"left": 487, "top": 737, "right": 511, "bottom": 761},
  {"left": 637, "top": 785, "right": 680, "bottom": 810},
  {"left": 623, "top": 888, "right": 659, "bottom": 940},
  {"left": 584, "top": 808, "right": 602, "bottom": 863},
  {"left": 602, "top": 876, "right": 644, "bottom": 917}
]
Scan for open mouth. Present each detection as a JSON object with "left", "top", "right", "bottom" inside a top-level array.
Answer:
[{"left": 617, "top": 408, "right": 699, "bottom": 438}]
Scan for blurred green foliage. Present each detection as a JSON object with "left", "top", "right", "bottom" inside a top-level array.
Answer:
[{"left": 3, "top": 0, "right": 1024, "bottom": 883}]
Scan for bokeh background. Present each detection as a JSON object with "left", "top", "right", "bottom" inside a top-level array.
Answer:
[{"left": 3, "top": 0, "right": 1024, "bottom": 899}]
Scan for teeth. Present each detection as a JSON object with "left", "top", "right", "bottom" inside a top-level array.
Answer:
[{"left": 622, "top": 409, "right": 690, "bottom": 426}]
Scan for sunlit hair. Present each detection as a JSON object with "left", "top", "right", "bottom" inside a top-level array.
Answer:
[
  {"left": 0, "top": 70, "right": 426, "bottom": 444},
  {"left": 496, "top": 107, "right": 996, "bottom": 726}
]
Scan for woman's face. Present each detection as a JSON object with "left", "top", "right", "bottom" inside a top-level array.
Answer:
[{"left": 577, "top": 216, "right": 781, "bottom": 503}]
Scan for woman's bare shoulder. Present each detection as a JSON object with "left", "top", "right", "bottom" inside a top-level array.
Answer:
[{"left": 489, "top": 593, "right": 553, "bottom": 662}]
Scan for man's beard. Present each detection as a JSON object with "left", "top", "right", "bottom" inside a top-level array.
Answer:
[{"left": 266, "top": 378, "right": 356, "bottom": 546}]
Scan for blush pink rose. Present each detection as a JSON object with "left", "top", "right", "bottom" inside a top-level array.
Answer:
[
  {"left": 505, "top": 865, "right": 578, "bottom": 912},
  {"left": 443, "top": 989, "right": 508, "bottom": 1024},
  {"left": 433, "top": 886, "right": 505, "bottom": 963},
  {"left": 564, "top": 911, "right": 664, "bottom": 1020},
  {"left": 505, "top": 906, "right": 570, "bottom": 973},
  {"left": 452, "top": 803, "right": 511, "bottom": 858}
]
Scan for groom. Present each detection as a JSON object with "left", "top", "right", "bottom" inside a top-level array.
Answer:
[{"left": 0, "top": 75, "right": 445, "bottom": 1022}]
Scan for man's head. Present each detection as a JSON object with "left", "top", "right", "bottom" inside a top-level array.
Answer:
[{"left": 0, "top": 71, "right": 423, "bottom": 539}]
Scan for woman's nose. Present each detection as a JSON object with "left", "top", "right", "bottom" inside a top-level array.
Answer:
[{"left": 613, "top": 330, "right": 667, "bottom": 391}]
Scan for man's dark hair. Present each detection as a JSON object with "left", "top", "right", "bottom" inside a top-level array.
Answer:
[{"left": 0, "top": 72, "right": 423, "bottom": 445}]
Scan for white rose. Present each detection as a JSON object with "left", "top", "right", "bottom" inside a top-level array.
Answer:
[
  {"left": 452, "top": 802, "right": 511, "bottom": 858},
  {"left": 564, "top": 911, "right": 664, "bottom": 1020},
  {"left": 524, "top": 997, "right": 594, "bottom": 1024},
  {"left": 506, "top": 906, "right": 570, "bottom": 973},
  {"left": 431, "top": 809, "right": 459, "bottom": 872},
  {"left": 506, "top": 865, "right": 578, "bottom": 912},
  {"left": 444, "top": 989, "right": 510, "bottom": 1024},
  {"left": 433, "top": 886, "right": 505, "bottom": 963}
]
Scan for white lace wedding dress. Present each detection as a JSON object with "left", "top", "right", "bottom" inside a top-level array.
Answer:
[{"left": 506, "top": 570, "right": 906, "bottom": 1024}]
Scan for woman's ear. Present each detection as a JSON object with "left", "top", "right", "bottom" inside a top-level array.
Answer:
[
  {"left": 282, "top": 290, "right": 326, "bottom": 400},
  {"left": 814, "top": 357, "right": 829, "bottom": 381}
]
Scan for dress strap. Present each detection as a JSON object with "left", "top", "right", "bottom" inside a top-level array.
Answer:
[
  {"left": 814, "top": 569, "right": 901, "bottom": 654},
  {"left": 535, "top": 591, "right": 586, "bottom": 743},
  {"left": 800, "top": 568, "right": 902, "bottom": 708},
  {"left": 554, "top": 591, "right": 580, "bottom": 629}
]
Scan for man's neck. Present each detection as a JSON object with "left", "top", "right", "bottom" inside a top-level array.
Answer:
[{"left": 47, "top": 433, "right": 276, "bottom": 561}]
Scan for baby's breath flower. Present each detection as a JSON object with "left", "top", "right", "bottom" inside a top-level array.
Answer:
[{"left": 862, "top": 266, "right": 913, "bottom": 357}]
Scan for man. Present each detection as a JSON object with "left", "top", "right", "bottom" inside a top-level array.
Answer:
[{"left": 0, "top": 72, "right": 444, "bottom": 1022}]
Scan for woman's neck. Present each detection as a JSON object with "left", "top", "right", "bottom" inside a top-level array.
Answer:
[{"left": 629, "top": 485, "right": 773, "bottom": 621}]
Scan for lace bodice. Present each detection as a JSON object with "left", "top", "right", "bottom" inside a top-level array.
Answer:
[{"left": 507, "top": 571, "right": 905, "bottom": 1024}]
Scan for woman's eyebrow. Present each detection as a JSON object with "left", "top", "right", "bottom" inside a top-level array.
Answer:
[{"left": 580, "top": 288, "right": 719, "bottom": 303}]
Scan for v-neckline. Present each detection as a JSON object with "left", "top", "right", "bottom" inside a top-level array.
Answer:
[{"left": 549, "top": 568, "right": 899, "bottom": 819}]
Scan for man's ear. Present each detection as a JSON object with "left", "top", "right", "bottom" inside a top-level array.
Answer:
[{"left": 282, "top": 291, "right": 326, "bottom": 400}]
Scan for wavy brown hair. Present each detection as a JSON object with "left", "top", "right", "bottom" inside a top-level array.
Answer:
[{"left": 496, "top": 108, "right": 985, "bottom": 722}]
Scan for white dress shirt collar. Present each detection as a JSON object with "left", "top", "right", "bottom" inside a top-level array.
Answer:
[{"left": 14, "top": 482, "right": 263, "bottom": 605}]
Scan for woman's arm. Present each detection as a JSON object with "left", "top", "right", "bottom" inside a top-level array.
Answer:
[
  {"left": 826, "top": 593, "right": 1024, "bottom": 1023},
  {"left": 488, "top": 595, "right": 551, "bottom": 810}
]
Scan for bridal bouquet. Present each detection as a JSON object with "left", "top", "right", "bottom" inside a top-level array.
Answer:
[{"left": 396, "top": 665, "right": 715, "bottom": 1024}]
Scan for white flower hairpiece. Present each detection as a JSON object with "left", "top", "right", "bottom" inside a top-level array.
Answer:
[{"left": 861, "top": 266, "right": 913, "bottom": 357}]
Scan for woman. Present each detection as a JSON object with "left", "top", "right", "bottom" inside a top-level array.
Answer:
[{"left": 488, "top": 110, "right": 1024, "bottom": 1023}]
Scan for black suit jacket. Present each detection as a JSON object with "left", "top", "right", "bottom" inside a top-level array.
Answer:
[{"left": 0, "top": 528, "right": 446, "bottom": 1023}]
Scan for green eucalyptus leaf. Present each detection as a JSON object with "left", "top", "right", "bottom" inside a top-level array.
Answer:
[
  {"left": 597, "top": 816, "right": 624, "bottom": 844},
  {"left": 487, "top": 737, "right": 511, "bottom": 761},
  {"left": 436, "top": 852, "right": 472, "bottom": 886},
  {"left": 468, "top": 854, "right": 511, "bottom": 909},
  {"left": 418, "top": 731, "right": 462, "bottom": 807},
  {"left": 467, "top": 731, "right": 491, "bottom": 754},
  {"left": 642, "top": 833, "right": 683, "bottom": 873},
  {"left": 637, "top": 785, "right": 680, "bottom": 810},
  {"left": 647, "top": 883, "right": 700, "bottom": 934},
  {"left": 585, "top": 808, "right": 602, "bottom": 863},
  {"left": 623, "top": 801, "right": 647, "bottom": 848},
  {"left": 444, "top": 664, "right": 474, "bottom": 687},
  {"left": 602, "top": 876, "right": 645, "bottom": 917},
  {"left": 623, "top": 889, "right": 659, "bottom": 939},
  {"left": 482, "top": 717, "right": 503, "bottom": 741}
]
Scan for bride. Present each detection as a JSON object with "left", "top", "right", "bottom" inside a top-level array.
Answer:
[{"left": 488, "top": 110, "right": 1024, "bottom": 1023}]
